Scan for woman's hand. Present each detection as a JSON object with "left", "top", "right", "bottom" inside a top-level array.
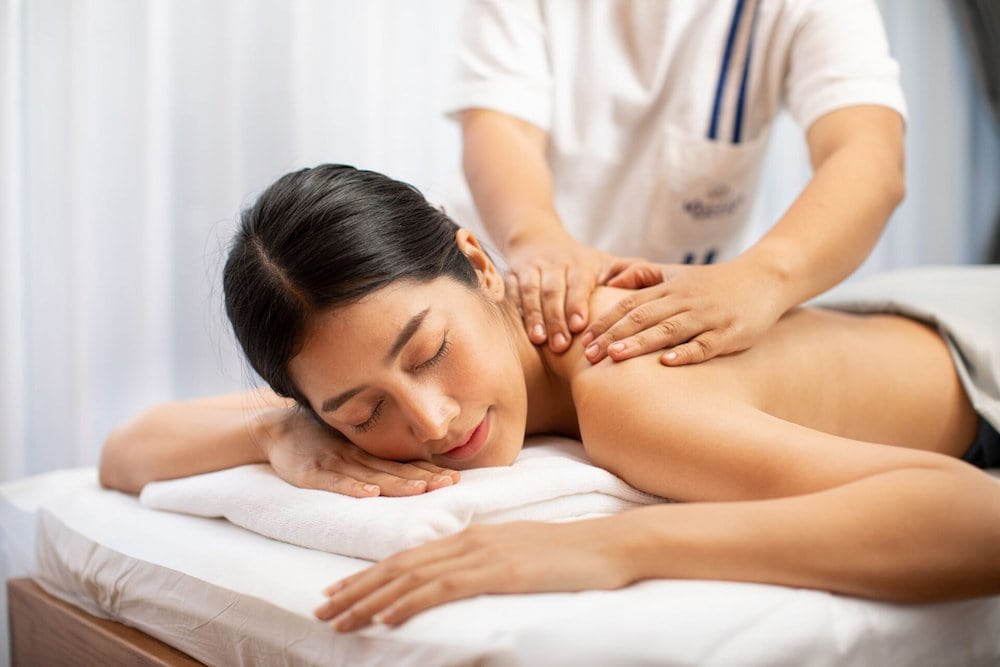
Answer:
[
  {"left": 265, "top": 409, "right": 460, "bottom": 497},
  {"left": 314, "top": 517, "right": 635, "bottom": 631},
  {"left": 505, "top": 232, "right": 624, "bottom": 353},
  {"left": 581, "top": 258, "right": 789, "bottom": 366}
]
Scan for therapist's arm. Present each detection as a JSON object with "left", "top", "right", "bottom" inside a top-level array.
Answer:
[
  {"left": 461, "top": 108, "right": 622, "bottom": 352},
  {"left": 584, "top": 104, "right": 905, "bottom": 366},
  {"left": 740, "top": 103, "right": 905, "bottom": 315}
]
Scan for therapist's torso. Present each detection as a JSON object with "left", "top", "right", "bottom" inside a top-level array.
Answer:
[{"left": 444, "top": 0, "right": 906, "bottom": 265}]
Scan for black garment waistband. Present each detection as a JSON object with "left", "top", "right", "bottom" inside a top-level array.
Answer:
[{"left": 962, "top": 416, "right": 1000, "bottom": 469}]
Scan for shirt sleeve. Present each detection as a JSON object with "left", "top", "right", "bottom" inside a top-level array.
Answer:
[
  {"left": 442, "top": 0, "right": 553, "bottom": 131},
  {"left": 784, "top": 0, "right": 908, "bottom": 130}
]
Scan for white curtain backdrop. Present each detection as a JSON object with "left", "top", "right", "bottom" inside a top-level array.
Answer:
[{"left": 2, "top": 0, "right": 998, "bottom": 483}]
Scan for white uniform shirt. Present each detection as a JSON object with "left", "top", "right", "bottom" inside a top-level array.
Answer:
[{"left": 443, "top": 0, "right": 907, "bottom": 265}]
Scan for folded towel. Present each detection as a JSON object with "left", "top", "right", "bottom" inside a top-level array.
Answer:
[{"left": 140, "top": 437, "right": 662, "bottom": 561}]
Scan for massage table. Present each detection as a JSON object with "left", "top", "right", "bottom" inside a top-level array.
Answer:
[{"left": 4, "top": 459, "right": 1000, "bottom": 666}]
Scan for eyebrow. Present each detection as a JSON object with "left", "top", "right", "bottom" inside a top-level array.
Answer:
[{"left": 320, "top": 308, "right": 431, "bottom": 414}]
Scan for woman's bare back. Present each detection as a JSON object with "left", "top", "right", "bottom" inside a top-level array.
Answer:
[{"left": 549, "top": 287, "right": 979, "bottom": 460}]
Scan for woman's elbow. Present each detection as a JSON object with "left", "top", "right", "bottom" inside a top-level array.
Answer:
[
  {"left": 98, "top": 413, "right": 155, "bottom": 494},
  {"left": 99, "top": 425, "right": 134, "bottom": 493}
]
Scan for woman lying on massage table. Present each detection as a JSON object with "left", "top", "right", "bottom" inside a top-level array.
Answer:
[{"left": 99, "top": 164, "right": 1000, "bottom": 633}]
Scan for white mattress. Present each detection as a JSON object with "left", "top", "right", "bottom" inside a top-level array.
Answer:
[{"left": 4, "top": 467, "right": 1000, "bottom": 666}]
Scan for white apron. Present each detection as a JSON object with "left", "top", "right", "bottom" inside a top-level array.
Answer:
[{"left": 646, "top": 0, "right": 770, "bottom": 265}]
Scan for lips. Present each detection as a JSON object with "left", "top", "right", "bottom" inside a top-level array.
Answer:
[{"left": 441, "top": 413, "right": 490, "bottom": 461}]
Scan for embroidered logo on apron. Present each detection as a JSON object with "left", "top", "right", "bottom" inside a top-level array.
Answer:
[{"left": 682, "top": 183, "right": 744, "bottom": 221}]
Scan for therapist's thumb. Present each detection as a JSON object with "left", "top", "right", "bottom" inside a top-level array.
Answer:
[{"left": 606, "top": 262, "right": 665, "bottom": 289}]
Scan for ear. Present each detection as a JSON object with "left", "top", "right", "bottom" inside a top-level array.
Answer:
[{"left": 455, "top": 229, "right": 505, "bottom": 302}]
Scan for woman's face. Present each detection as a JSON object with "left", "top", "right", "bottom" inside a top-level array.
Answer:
[{"left": 287, "top": 274, "right": 528, "bottom": 470}]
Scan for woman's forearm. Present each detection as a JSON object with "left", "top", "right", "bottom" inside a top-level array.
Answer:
[
  {"left": 620, "top": 463, "right": 1000, "bottom": 602},
  {"left": 98, "top": 390, "right": 291, "bottom": 494}
]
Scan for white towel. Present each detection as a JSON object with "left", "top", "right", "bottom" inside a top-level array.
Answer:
[{"left": 139, "top": 437, "right": 662, "bottom": 561}]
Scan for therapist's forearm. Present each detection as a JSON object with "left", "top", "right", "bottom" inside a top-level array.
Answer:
[
  {"left": 739, "top": 105, "right": 905, "bottom": 311},
  {"left": 461, "top": 108, "right": 565, "bottom": 252}
]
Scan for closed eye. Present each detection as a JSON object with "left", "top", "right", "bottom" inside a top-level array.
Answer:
[
  {"left": 351, "top": 336, "right": 451, "bottom": 433},
  {"left": 351, "top": 337, "right": 449, "bottom": 434},
  {"left": 415, "top": 336, "right": 450, "bottom": 370},
  {"left": 352, "top": 400, "right": 383, "bottom": 433}
]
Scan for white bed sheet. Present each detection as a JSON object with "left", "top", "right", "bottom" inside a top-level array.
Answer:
[{"left": 4, "top": 468, "right": 1000, "bottom": 666}]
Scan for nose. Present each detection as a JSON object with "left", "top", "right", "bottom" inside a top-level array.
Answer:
[{"left": 403, "top": 385, "right": 459, "bottom": 443}]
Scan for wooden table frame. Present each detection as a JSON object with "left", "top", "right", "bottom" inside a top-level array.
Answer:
[{"left": 7, "top": 578, "right": 203, "bottom": 666}]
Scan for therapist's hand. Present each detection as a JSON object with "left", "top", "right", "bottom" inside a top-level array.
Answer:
[
  {"left": 582, "top": 258, "right": 787, "bottom": 366},
  {"left": 505, "top": 231, "right": 621, "bottom": 353},
  {"left": 314, "top": 517, "right": 634, "bottom": 631},
  {"left": 265, "top": 410, "right": 460, "bottom": 498}
]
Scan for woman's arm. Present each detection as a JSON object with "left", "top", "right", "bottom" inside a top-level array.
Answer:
[
  {"left": 314, "top": 457, "right": 1000, "bottom": 633},
  {"left": 572, "top": 364, "right": 1000, "bottom": 600},
  {"left": 314, "top": 419, "right": 1000, "bottom": 632},
  {"left": 98, "top": 390, "right": 280, "bottom": 493},
  {"left": 619, "top": 460, "right": 1000, "bottom": 602},
  {"left": 99, "top": 389, "right": 460, "bottom": 496}
]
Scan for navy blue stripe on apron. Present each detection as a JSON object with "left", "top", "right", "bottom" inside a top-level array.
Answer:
[
  {"left": 732, "top": 0, "right": 762, "bottom": 143},
  {"left": 683, "top": 250, "right": 718, "bottom": 265},
  {"left": 707, "top": 0, "right": 746, "bottom": 141},
  {"left": 708, "top": 0, "right": 761, "bottom": 144}
]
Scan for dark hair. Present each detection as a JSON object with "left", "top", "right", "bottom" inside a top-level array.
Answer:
[{"left": 223, "top": 164, "right": 477, "bottom": 406}]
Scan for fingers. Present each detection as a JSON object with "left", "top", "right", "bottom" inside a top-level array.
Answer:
[
  {"left": 305, "top": 457, "right": 460, "bottom": 498},
  {"left": 362, "top": 562, "right": 508, "bottom": 628},
  {"left": 582, "top": 288, "right": 680, "bottom": 361},
  {"left": 408, "top": 460, "right": 462, "bottom": 488},
  {"left": 506, "top": 241, "right": 616, "bottom": 351},
  {"left": 313, "top": 520, "right": 621, "bottom": 632},
  {"left": 604, "top": 262, "right": 665, "bottom": 289},
  {"left": 315, "top": 537, "right": 477, "bottom": 630},
  {"left": 515, "top": 266, "right": 574, "bottom": 352},
  {"left": 587, "top": 315, "right": 732, "bottom": 367},
  {"left": 585, "top": 262, "right": 769, "bottom": 366},
  {"left": 582, "top": 293, "right": 641, "bottom": 350},
  {"left": 321, "top": 555, "right": 494, "bottom": 631},
  {"left": 539, "top": 268, "right": 571, "bottom": 351},
  {"left": 600, "top": 257, "right": 635, "bottom": 284},
  {"left": 515, "top": 267, "right": 548, "bottom": 345},
  {"left": 660, "top": 331, "right": 725, "bottom": 366},
  {"left": 359, "top": 455, "right": 461, "bottom": 494},
  {"left": 603, "top": 313, "right": 700, "bottom": 362},
  {"left": 564, "top": 266, "right": 592, "bottom": 333},
  {"left": 299, "top": 470, "right": 384, "bottom": 498},
  {"left": 358, "top": 450, "right": 462, "bottom": 486}
]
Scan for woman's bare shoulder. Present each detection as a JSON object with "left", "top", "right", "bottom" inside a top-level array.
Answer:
[{"left": 560, "top": 289, "right": 977, "bottom": 464}]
